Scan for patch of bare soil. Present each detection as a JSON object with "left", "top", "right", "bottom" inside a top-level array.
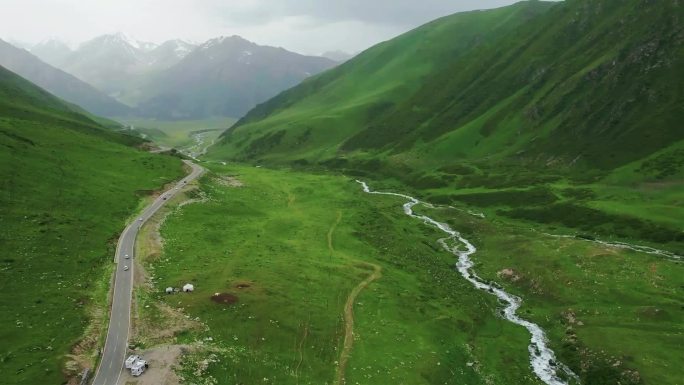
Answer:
[
  {"left": 497, "top": 268, "right": 521, "bottom": 282},
  {"left": 63, "top": 302, "right": 107, "bottom": 384},
  {"left": 215, "top": 174, "right": 244, "bottom": 188},
  {"left": 117, "top": 345, "right": 191, "bottom": 385},
  {"left": 135, "top": 301, "right": 202, "bottom": 346},
  {"left": 210, "top": 293, "right": 239, "bottom": 305},
  {"left": 234, "top": 280, "right": 253, "bottom": 289}
]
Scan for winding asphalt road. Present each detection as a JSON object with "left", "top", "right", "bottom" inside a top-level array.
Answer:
[{"left": 91, "top": 160, "right": 204, "bottom": 385}]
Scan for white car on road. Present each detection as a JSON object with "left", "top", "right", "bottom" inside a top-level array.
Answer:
[{"left": 123, "top": 266, "right": 129, "bottom": 271}]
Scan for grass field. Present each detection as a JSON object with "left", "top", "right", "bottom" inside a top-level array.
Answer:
[
  {"left": 146, "top": 164, "right": 683, "bottom": 385},
  {"left": 415, "top": 204, "right": 684, "bottom": 385}
]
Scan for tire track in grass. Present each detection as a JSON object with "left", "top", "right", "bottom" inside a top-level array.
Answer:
[
  {"left": 328, "top": 211, "right": 342, "bottom": 255},
  {"left": 294, "top": 320, "right": 309, "bottom": 385},
  {"left": 331, "top": 211, "right": 382, "bottom": 385}
]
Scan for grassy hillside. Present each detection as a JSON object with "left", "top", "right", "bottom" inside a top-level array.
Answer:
[
  {"left": 214, "top": 0, "right": 682, "bottom": 171},
  {"left": 213, "top": 1, "right": 556, "bottom": 163},
  {"left": 0, "top": 65, "right": 184, "bottom": 384},
  {"left": 209, "top": 0, "right": 683, "bottom": 251}
]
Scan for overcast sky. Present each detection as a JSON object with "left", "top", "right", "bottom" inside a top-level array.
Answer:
[{"left": 1, "top": 0, "right": 526, "bottom": 54}]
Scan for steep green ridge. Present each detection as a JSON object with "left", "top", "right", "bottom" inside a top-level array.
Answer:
[
  {"left": 214, "top": 0, "right": 682, "bottom": 171},
  {"left": 209, "top": 0, "right": 683, "bottom": 250},
  {"left": 214, "top": 1, "right": 556, "bottom": 163},
  {"left": 0, "top": 65, "right": 184, "bottom": 384}
]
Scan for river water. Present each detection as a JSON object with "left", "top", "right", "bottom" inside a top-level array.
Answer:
[{"left": 357, "top": 181, "right": 579, "bottom": 385}]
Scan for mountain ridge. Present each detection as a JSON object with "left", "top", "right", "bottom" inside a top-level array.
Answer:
[
  {"left": 212, "top": 0, "right": 683, "bottom": 173},
  {"left": 35, "top": 33, "right": 337, "bottom": 119},
  {"left": 0, "top": 39, "right": 133, "bottom": 116},
  {"left": 132, "top": 35, "right": 338, "bottom": 119}
]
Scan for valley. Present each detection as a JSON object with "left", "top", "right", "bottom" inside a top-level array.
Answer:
[
  {"left": 117, "top": 118, "right": 237, "bottom": 158},
  {"left": 129, "top": 163, "right": 683, "bottom": 385},
  {"left": 1, "top": 0, "right": 682, "bottom": 384}
]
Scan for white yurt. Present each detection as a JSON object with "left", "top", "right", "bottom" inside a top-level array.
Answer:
[
  {"left": 183, "top": 283, "right": 194, "bottom": 292},
  {"left": 165, "top": 287, "right": 174, "bottom": 294}
]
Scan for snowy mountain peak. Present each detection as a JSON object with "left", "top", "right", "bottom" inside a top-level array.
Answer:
[
  {"left": 108, "top": 32, "right": 138, "bottom": 48},
  {"left": 138, "top": 41, "right": 159, "bottom": 52},
  {"left": 165, "top": 39, "right": 195, "bottom": 57},
  {"left": 200, "top": 35, "right": 250, "bottom": 50},
  {"left": 81, "top": 33, "right": 157, "bottom": 52}
]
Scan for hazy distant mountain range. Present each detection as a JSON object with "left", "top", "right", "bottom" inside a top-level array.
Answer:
[
  {"left": 134, "top": 35, "right": 337, "bottom": 119},
  {"left": 31, "top": 33, "right": 197, "bottom": 98},
  {"left": 30, "top": 39, "right": 73, "bottom": 68},
  {"left": 14, "top": 33, "right": 338, "bottom": 119},
  {"left": 0, "top": 38, "right": 132, "bottom": 116}
]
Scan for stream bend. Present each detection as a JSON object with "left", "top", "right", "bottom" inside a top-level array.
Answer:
[{"left": 357, "top": 180, "right": 579, "bottom": 385}]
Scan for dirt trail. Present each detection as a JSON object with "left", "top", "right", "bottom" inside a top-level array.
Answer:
[{"left": 331, "top": 212, "right": 382, "bottom": 385}]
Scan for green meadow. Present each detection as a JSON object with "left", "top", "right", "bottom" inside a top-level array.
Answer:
[
  {"left": 416, "top": 203, "right": 684, "bottom": 385},
  {"left": 149, "top": 164, "right": 683, "bottom": 385}
]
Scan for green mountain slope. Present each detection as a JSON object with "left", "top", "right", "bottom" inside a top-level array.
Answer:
[
  {"left": 212, "top": 0, "right": 682, "bottom": 173},
  {"left": 0, "top": 65, "right": 183, "bottom": 384},
  {"left": 209, "top": 0, "right": 683, "bottom": 256}
]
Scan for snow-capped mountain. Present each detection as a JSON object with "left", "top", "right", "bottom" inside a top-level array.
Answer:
[
  {"left": 55, "top": 33, "right": 196, "bottom": 96},
  {"left": 134, "top": 35, "right": 337, "bottom": 119},
  {"left": 94, "top": 32, "right": 157, "bottom": 52},
  {"left": 146, "top": 39, "right": 196, "bottom": 70},
  {"left": 21, "top": 33, "right": 336, "bottom": 119},
  {"left": 137, "top": 41, "right": 159, "bottom": 52},
  {"left": 58, "top": 33, "right": 149, "bottom": 94}
]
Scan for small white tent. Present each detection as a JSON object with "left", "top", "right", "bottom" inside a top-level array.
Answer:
[
  {"left": 165, "top": 287, "right": 174, "bottom": 294},
  {"left": 183, "top": 283, "right": 194, "bottom": 292}
]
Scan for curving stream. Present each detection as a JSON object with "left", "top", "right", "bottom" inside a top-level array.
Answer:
[
  {"left": 541, "top": 233, "right": 682, "bottom": 261},
  {"left": 357, "top": 181, "right": 579, "bottom": 385}
]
